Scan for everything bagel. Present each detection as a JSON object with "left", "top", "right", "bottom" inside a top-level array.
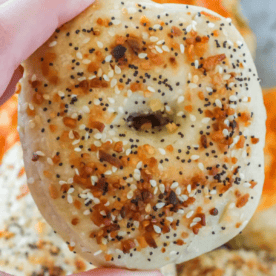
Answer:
[{"left": 18, "top": 0, "right": 266, "bottom": 269}]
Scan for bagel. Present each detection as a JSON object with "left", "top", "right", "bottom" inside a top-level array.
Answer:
[
  {"left": 0, "top": 143, "right": 92, "bottom": 275},
  {"left": 18, "top": 0, "right": 266, "bottom": 269},
  {"left": 177, "top": 248, "right": 276, "bottom": 276}
]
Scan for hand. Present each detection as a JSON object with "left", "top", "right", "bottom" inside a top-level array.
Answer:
[
  {"left": 73, "top": 268, "right": 163, "bottom": 276},
  {"left": 0, "top": 0, "right": 95, "bottom": 105}
]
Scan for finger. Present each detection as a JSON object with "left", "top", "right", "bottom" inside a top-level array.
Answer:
[
  {"left": 0, "top": 0, "right": 95, "bottom": 102},
  {"left": 73, "top": 268, "right": 164, "bottom": 276},
  {"left": 0, "top": 0, "right": 8, "bottom": 5},
  {"left": 0, "top": 65, "right": 23, "bottom": 106}
]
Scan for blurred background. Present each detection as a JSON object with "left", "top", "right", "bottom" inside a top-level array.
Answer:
[{"left": 0, "top": 0, "right": 276, "bottom": 275}]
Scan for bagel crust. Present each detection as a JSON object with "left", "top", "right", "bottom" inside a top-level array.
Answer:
[{"left": 18, "top": 0, "right": 266, "bottom": 269}]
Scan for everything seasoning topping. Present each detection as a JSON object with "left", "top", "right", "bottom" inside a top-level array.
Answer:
[
  {"left": 21, "top": 0, "right": 264, "bottom": 267},
  {"left": 112, "top": 45, "right": 127, "bottom": 59}
]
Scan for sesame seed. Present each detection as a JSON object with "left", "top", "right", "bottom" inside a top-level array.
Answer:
[
  {"left": 150, "top": 36, "right": 159, "bottom": 42},
  {"left": 115, "top": 66, "right": 121, "bottom": 74},
  {"left": 150, "top": 180, "right": 157, "bottom": 187},
  {"left": 97, "top": 41, "right": 104, "bottom": 48},
  {"left": 110, "top": 79, "right": 118, "bottom": 88},
  {"left": 105, "top": 55, "right": 113, "bottom": 62},
  {"left": 148, "top": 86, "right": 156, "bottom": 93},
  {"left": 94, "top": 99, "right": 100, "bottom": 105},
  {"left": 36, "top": 151, "right": 45, "bottom": 156},
  {"left": 113, "top": 19, "right": 121, "bottom": 25},
  {"left": 58, "top": 91, "right": 65, "bottom": 97},
  {"left": 157, "top": 39, "right": 165, "bottom": 45},
  {"left": 138, "top": 53, "right": 148, "bottom": 59},
  {"left": 108, "top": 97, "right": 115, "bottom": 104},
  {"left": 68, "top": 188, "right": 75, "bottom": 194},
  {"left": 180, "top": 44, "right": 185, "bottom": 53},
  {"left": 155, "top": 45, "right": 163, "bottom": 53},
  {"left": 103, "top": 74, "right": 110, "bottom": 81},
  {"left": 94, "top": 250, "right": 103, "bottom": 256},
  {"left": 171, "top": 182, "right": 179, "bottom": 189},
  {"left": 177, "top": 96, "right": 185, "bottom": 104},
  {"left": 67, "top": 195, "right": 73, "bottom": 204},
  {"left": 215, "top": 99, "right": 222, "bottom": 108},
  {"left": 193, "top": 217, "right": 201, "bottom": 223},
  {"left": 49, "top": 41, "right": 57, "bottom": 47},
  {"left": 83, "top": 37, "right": 91, "bottom": 44},
  {"left": 159, "top": 184, "right": 165, "bottom": 193},
  {"left": 47, "top": 158, "right": 54, "bottom": 165},
  {"left": 156, "top": 202, "right": 165, "bottom": 209},
  {"left": 208, "top": 22, "right": 215, "bottom": 28},
  {"left": 223, "top": 129, "right": 229, "bottom": 137},
  {"left": 158, "top": 148, "right": 166, "bottom": 155},
  {"left": 82, "top": 59, "right": 91, "bottom": 64},
  {"left": 145, "top": 203, "right": 151, "bottom": 213},
  {"left": 176, "top": 187, "right": 181, "bottom": 195},
  {"left": 82, "top": 106, "right": 90, "bottom": 113},
  {"left": 198, "top": 163, "right": 204, "bottom": 171},
  {"left": 189, "top": 83, "right": 198, "bottom": 89},
  {"left": 190, "top": 114, "right": 196, "bottom": 122},
  {"left": 76, "top": 52, "right": 83, "bottom": 59},
  {"left": 223, "top": 74, "right": 231, "bottom": 80},
  {"left": 79, "top": 124, "right": 86, "bottom": 130},
  {"left": 162, "top": 45, "right": 170, "bottom": 52},
  {"left": 201, "top": 117, "right": 210, "bottom": 125},
  {"left": 107, "top": 70, "right": 114, "bottom": 78},
  {"left": 186, "top": 210, "right": 194, "bottom": 218},
  {"left": 153, "top": 225, "right": 162, "bottom": 234},
  {"left": 31, "top": 74, "right": 37, "bottom": 82},
  {"left": 230, "top": 95, "right": 238, "bottom": 101},
  {"left": 94, "top": 133, "right": 102, "bottom": 140},
  {"left": 94, "top": 141, "right": 101, "bottom": 147},
  {"left": 243, "top": 182, "right": 251, "bottom": 188}
]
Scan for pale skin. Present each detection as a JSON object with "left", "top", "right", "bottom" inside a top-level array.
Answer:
[{"left": 0, "top": 0, "right": 163, "bottom": 275}]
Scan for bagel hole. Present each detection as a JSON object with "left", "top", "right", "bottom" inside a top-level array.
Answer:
[{"left": 126, "top": 111, "right": 172, "bottom": 131}]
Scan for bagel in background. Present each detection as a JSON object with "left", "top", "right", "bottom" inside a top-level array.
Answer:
[
  {"left": 0, "top": 143, "right": 93, "bottom": 276},
  {"left": 177, "top": 248, "right": 276, "bottom": 276}
]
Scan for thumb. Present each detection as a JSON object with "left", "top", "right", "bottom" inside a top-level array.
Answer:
[
  {"left": 73, "top": 268, "right": 164, "bottom": 276},
  {"left": 0, "top": 0, "right": 95, "bottom": 103}
]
